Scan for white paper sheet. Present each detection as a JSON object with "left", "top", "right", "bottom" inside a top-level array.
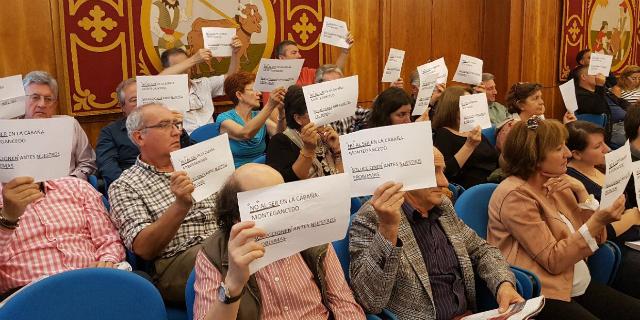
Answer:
[
  {"left": 170, "top": 133, "right": 235, "bottom": 202},
  {"left": 202, "top": 27, "right": 236, "bottom": 57},
  {"left": 412, "top": 73, "right": 438, "bottom": 116},
  {"left": 633, "top": 161, "right": 640, "bottom": 216},
  {"left": 0, "top": 118, "right": 73, "bottom": 183},
  {"left": 0, "top": 75, "right": 26, "bottom": 119},
  {"left": 340, "top": 121, "right": 436, "bottom": 197},
  {"left": 588, "top": 53, "right": 613, "bottom": 76},
  {"left": 136, "top": 74, "right": 189, "bottom": 112},
  {"left": 452, "top": 54, "right": 483, "bottom": 85},
  {"left": 382, "top": 48, "right": 405, "bottom": 83},
  {"left": 238, "top": 173, "right": 351, "bottom": 274},
  {"left": 459, "top": 93, "right": 492, "bottom": 132},
  {"left": 462, "top": 296, "right": 545, "bottom": 320},
  {"left": 253, "top": 58, "right": 305, "bottom": 92},
  {"left": 418, "top": 57, "right": 448, "bottom": 85},
  {"left": 319, "top": 17, "right": 350, "bottom": 49},
  {"left": 601, "top": 141, "right": 632, "bottom": 209},
  {"left": 303, "top": 75, "right": 358, "bottom": 126},
  {"left": 559, "top": 79, "right": 579, "bottom": 114}
]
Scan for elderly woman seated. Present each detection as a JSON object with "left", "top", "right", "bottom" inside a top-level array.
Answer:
[
  {"left": 265, "top": 85, "right": 342, "bottom": 182},
  {"left": 488, "top": 116, "right": 640, "bottom": 319}
]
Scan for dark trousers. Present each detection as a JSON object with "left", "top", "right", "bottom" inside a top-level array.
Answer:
[
  {"left": 537, "top": 281, "right": 640, "bottom": 320},
  {"left": 612, "top": 246, "right": 640, "bottom": 299}
]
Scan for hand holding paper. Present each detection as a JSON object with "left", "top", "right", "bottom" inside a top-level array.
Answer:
[
  {"left": 201, "top": 27, "right": 236, "bottom": 57},
  {"left": 225, "top": 220, "right": 266, "bottom": 295},
  {"left": 559, "top": 79, "right": 579, "bottom": 113},
  {"left": 1, "top": 176, "right": 43, "bottom": 222},
  {"left": 588, "top": 53, "right": 613, "bottom": 76},
  {"left": 418, "top": 58, "right": 448, "bottom": 85},
  {"left": 459, "top": 93, "right": 492, "bottom": 132},
  {"left": 600, "top": 141, "right": 632, "bottom": 209},
  {"left": 319, "top": 17, "right": 350, "bottom": 49},
  {"left": 452, "top": 54, "right": 483, "bottom": 85}
]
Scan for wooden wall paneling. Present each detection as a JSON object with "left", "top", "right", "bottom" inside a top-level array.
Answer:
[
  {"left": 481, "top": 0, "right": 512, "bottom": 104},
  {"left": 431, "top": 0, "right": 484, "bottom": 86},
  {"left": 327, "top": 0, "right": 382, "bottom": 106}
]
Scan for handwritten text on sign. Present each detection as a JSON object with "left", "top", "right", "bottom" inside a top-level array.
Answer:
[
  {"left": 137, "top": 74, "right": 189, "bottom": 112},
  {"left": 253, "top": 59, "right": 305, "bottom": 92},
  {"left": 303, "top": 75, "right": 358, "bottom": 126}
]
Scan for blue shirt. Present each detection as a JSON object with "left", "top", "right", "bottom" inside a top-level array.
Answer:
[
  {"left": 216, "top": 109, "right": 267, "bottom": 167},
  {"left": 96, "top": 117, "right": 139, "bottom": 189}
]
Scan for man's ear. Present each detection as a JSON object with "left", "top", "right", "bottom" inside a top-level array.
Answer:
[{"left": 131, "top": 130, "right": 144, "bottom": 147}]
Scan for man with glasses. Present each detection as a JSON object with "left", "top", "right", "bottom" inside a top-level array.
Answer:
[
  {"left": 22, "top": 71, "right": 96, "bottom": 181},
  {"left": 108, "top": 103, "right": 217, "bottom": 307},
  {"left": 95, "top": 78, "right": 193, "bottom": 191}
]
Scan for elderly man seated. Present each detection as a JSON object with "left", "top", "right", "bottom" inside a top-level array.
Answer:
[
  {"left": 349, "top": 147, "right": 522, "bottom": 320},
  {"left": 193, "top": 163, "right": 365, "bottom": 320},
  {"left": 0, "top": 175, "right": 125, "bottom": 300},
  {"left": 108, "top": 103, "right": 217, "bottom": 307},
  {"left": 22, "top": 71, "right": 96, "bottom": 180}
]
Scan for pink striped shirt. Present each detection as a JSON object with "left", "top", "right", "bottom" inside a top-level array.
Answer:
[
  {"left": 0, "top": 177, "right": 125, "bottom": 293},
  {"left": 193, "top": 245, "right": 365, "bottom": 320}
]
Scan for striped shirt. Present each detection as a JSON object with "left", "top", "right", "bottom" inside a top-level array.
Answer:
[
  {"left": 620, "top": 89, "right": 640, "bottom": 106},
  {"left": 0, "top": 177, "right": 125, "bottom": 293},
  {"left": 108, "top": 158, "right": 218, "bottom": 258},
  {"left": 329, "top": 106, "right": 371, "bottom": 135},
  {"left": 193, "top": 245, "right": 365, "bottom": 320}
]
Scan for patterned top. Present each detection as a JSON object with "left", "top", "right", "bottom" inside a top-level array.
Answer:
[
  {"left": 108, "top": 158, "right": 217, "bottom": 259},
  {"left": 620, "top": 89, "right": 640, "bottom": 106},
  {"left": 329, "top": 106, "right": 371, "bottom": 135},
  {"left": 193, "top": 247, "right": 365, "bottom": 320},
  {"left": 0, "top": 177, "right": 125, "bottom": 293}
]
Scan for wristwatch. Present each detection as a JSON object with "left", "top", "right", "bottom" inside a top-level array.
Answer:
[
  {"left": 0, "top": 209, "right": 19, "bottom": 230},
  {"left": 217, "top": 282, "right": 243, "bottom": 304}
]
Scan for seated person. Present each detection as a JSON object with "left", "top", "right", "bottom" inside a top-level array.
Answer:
[
  {"left": 574, "top": 65, "right": 626, "bottom": 146},
  {"left": 217, "top": 72, "right": 286, "bottom": 167},
  {"left": 349, "top": 147, "right": 522, "bottom": 320},
  {"left": 566, "top": 120, "right": 640, "bottom": 299},
  {"left": 96, "top": 78, "right": 192, "bottom": 191},
  {"left": 432, "top": 86, "right": 498, "bottom": 189},
  {"left": 0, "top": 176, "right": 125, "bottom": 300},
  {"left": 193, "top": 163, "right": 365, "bottom": 320},
  {"left": 266, "top": 85, "right": 342, "bottom": 182},
  {"left": 571, "top": 49, "right": 617, "bottom": 89},
  {"left": 478, "top": 73, "right": 509, "bottom": 125},
  {"left": 108, "top": 103, "right": 217, "bottom": 306},
  {"left": 626, "top": 103, "right": 640, "bottom": 167},
  {"left": 22, "top": 71, "right": 96, "bottom": 180},
  {"left": 616, "top": 65, "right": 640, "bottom": 106},
  {"left": 488, "top": 117, "right": 640, "bottom": 319},
  {"left": 159, "top": 39, "right": 241, "bottom": 134},
  {"left": 367, "top": 87, "right": 427, "bottom": 128},
  {"left": 496, "top": 82, "right": 574, "bottom": 152}
]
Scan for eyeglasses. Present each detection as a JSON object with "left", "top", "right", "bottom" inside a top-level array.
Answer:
[
  {"left": 629, "top": 77, "right": 640, "bottom": 81},
  {"left": 27, "top": 94, "right": 57, "bottom": 105},
  {"left": 141, "top": 120, "right": 183, "bottom": 132}
]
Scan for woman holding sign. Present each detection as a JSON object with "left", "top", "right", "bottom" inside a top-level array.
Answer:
[
  {"left": 266, "top": 85, "right": 343, "bottom": 182},
  {"left": 488, "top": 117, "right": 640, "bottom": 319},
  {"left": 566, "top": 120, "right": 640, "bottom": 299},
  {"left": 218, "top": 71, "right": 286, "bottom": 167},
  {"left": 432, "top": 86, "right": 499, "bottom": 189}
]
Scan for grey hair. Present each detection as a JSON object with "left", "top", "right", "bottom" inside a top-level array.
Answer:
[
  {"left": 23, "top": 71, "right": 58, "bottom": 97},
  {"left": 314, "top": 64, "right": 343, "bottom": 83},
  {"left": 482, "top": 73, "right": 495, "bottom": 82},
  {"left": 126, "top": 102, "right": 168, "bottom": 144},
  {"left": 116, "top": 78, "right": 136, "bottom": 106},
  {"left": 409, "top": 70, "right": 420, "bottom": 87}
]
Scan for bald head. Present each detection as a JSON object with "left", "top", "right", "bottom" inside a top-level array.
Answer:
[{"left": 234, "top": 163, "right": 285, "bottom": 192}]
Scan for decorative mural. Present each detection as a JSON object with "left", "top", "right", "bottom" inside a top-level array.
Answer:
[
  {"left": 560, "top": 0, "right": 640, "bottom": 81},
  {"left": 58, "top": 0, "right": 329, "bottom": 116}
]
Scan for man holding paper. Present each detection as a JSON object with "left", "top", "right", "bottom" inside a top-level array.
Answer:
[
  {"left": 108, "top": 103, "right": 217, "bottom": 306},
  {"left": 192, "top": 163, "right": 365, "bottom": 320},
  {"left": 349, "top": 148, "right": 521, "bottom": 320},
  {"left": 22, "top": 71, "right": 96, "bottom": 181},
  {"left": 159, "top": 36, "right": 242, "bottom": 134}
]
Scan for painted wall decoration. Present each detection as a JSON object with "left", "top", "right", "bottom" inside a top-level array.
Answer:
[
  {"left": 559, "top": 0, "right": 640, "bottom": 81},
  {"left": 58, "top": 0, "right": 330, "bottom": 116}
]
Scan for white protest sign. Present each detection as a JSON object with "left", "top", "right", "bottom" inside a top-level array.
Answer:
[
  {"left": 0, "top": 75, "right": 26, "bottom": 119},
  {"left": 633, "top": 161, "right": 640, "bottom": 210},
  {"left": 340, "top": 121, "right": 436, "bottom": 197},
  {"left": 459, "top": 93, "right": 492, "bottom": 132},
  {"left": 418, "top": 57, "right": 448, "bottom": 85},
  {"left": 137, "top": 74, "right": 189, "bottom": 112},
  {"left": 382, "top": 48, "right": 405, "bottom": 83},
  {"left": 588, "top": 53, "right": 613, "bottom": 76},
  {"left": 319, "top": 17, "right": 350, "bottom": 49},
  {"left": 303, "top": 75, "right": 358, "bottom": 126},
  {"left": 452, "top": 54, "right": 483, "bottom": 85},
  {"left": 412, "top": 73, "right": 437, "bottom": 116},
  {"left": 601, "top": 141, "right": 632, "bottom": 209},
  {"left": 0, "top": 118, "right": 73, "bottom": 183},
  {"left": 202, "top": 27, "right": 235, "bottom": 57},
  {"left": 254, "top": 58, "right": 305, "bottom": 92},
  {"left": 238, "top": 173, "right": 351, "bottom": 274},
  {"left": 559, "top": 79, "right": 579, "bottom": 114},
  {"left": 170, "top": 133, "right": 234, "bottom": 202}
]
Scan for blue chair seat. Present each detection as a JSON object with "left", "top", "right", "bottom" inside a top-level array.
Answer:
[
  {"left": 481, "top": 126, "right": 497, "bottom": 147},
  {"left": 453, "top": 183, "right": 498, "bottom": 239},
  {"left": 588, "top": 241, "right": 622, "bottom": 285},
  {"left": 576, "top": 113, "right": 607, "bottom": 128},
  {"left": 190, "top": 122, "right": 221, "bottom": 143}
]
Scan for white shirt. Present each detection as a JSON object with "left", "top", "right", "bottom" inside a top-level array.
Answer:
[
  {"left": 183, "top": 75, "right": 225, "bottom": 134},
  {"left": 558, "top": 213, "right": 597, "bottom": 297}
]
